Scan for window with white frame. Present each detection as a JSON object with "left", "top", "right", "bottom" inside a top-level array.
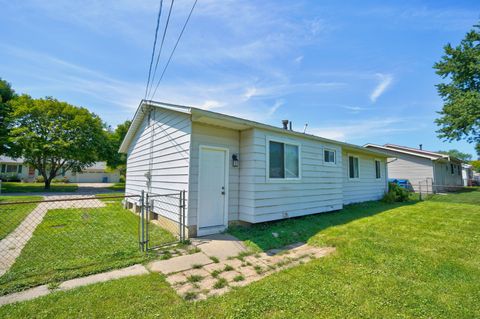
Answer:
[
  {"left": 324, "top": 149, "right": 336, "bottom": 164},
  {"left": 375, "top": 160, "right": 381, "bottom": 179},
  {"left": 268, "top": 140, "right": 299, "bottom": 179},
  {"left": 6, "top": 164, "right": 19, "bottom": 173},
  {"left": 348, "top": 155, "right": 359, "bottom": 179}
]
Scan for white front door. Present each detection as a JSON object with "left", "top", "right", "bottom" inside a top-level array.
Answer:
[{"left": 198, "top": 146, "right": 228, "bottom": 236}]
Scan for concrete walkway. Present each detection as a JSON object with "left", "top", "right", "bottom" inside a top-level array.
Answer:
[
  {"left": 0, "top": 195, "right": 105, "bottom": 276},
  {"left": 0, "top": 264, "right": 148, "bottom": 306},
  {"left": 148, "top": 234, "right": 248, "bottom": 274}
]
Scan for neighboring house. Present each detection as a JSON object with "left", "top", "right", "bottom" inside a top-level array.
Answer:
[
  {"left": 462, "top": 164, "right": 474, "bottom": 186},
  {"left": 119, "top": 101, "right": 389, "bottom": 237},
  {"left": 364, "top": 144, "right": 464, "bottom": 192},
  {"left": 0, "top": 156, "right": 120, "bottom": 183}
]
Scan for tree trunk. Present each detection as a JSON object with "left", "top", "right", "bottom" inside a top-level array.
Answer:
[{"left": 44, "top": 178, "right": 51, "bottom": 190}]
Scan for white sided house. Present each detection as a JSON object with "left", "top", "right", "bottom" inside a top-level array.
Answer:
[
  {"left": 120, "top": 101, "right": 389, "bottom": 237},
  {"left": 364, "top": 144, "right": 464, "bottom": 192}
]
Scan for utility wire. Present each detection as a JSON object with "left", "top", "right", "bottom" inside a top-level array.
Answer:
[
  {"left": 149, "top": 0, "right": 198, "bottom": 100},
  {"left": 143, "top": 0, "right": 164, "bottom": 101},
  {"left": 146, "top": 0, "right": 175, "bottom": 99}
]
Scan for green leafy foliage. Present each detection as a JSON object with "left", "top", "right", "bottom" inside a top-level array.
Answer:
[
  {"left": 434, "top": 22, "right": 480, "bottom": 155},
  {"left": 104, "top": 120, "right": 131, "bottom": 176},
  {"left": 438, "top": 149, "right": 473, "bottom": 162},
  {"left": 0, "top": 78, "right": 16, "bottom": 155},
  {"left": 471, "top": 160, "right": 480, "bottom": 172},
  {"left": 382, "top": 182, "right": 411, "bottom": 203},
  {"left": 7, "top": 95, "right": 109, "bottom": 189}
]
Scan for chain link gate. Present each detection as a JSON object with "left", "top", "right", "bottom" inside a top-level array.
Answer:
[{"left": 138, "top": 190, "right": 186, "bottom": 252}]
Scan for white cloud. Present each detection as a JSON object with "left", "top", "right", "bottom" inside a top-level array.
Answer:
[
  {"left": 198, "top": 100, "right": 223, "bottom": 110},
  {"left": 308, "top": 117, "right": 421, "bottom": 142},
  {"left": 370, "top": 73, "right": 393, "bottom": 102},
  {"left": 294, "top": 55, "right": 304, "bottom": 64},
  {"left": 267, "top": 100, "right": 284, "bottom": 116}
]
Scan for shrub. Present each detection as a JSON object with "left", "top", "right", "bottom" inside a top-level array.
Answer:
[
  {"left": 119, "top": 176, "right": 125, "bottom": 183},
  {"left": 35, "top": 176, "right": 44, "bottom": 183},
  {"left": 382, "top": 182, "right": 411, "bottom": 203}
]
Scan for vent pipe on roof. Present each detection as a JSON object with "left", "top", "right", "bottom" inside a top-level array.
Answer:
[
  {"left": 289, "top": 121, "right": 292, "bottom": 131},
  {"left": 303, "top": 123, "right": 308, "bottom": 134},
  {"left": 419, "top": 144, "right": 423, "bottom": 150},
  {"left": 282, "top": 120, "right": 289, "bottom": 130}
]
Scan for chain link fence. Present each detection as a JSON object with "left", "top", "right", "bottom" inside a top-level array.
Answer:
[{"left": 0, "top": 192, "right": 184, "bottom": 295}]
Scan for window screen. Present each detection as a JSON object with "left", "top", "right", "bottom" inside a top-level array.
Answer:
[
  {"left": 269, "top": 141, "right": 299, "bottom": 179},
  {"left": 375, "top": 160, "right": 381, "bottom": 179},
  {"left": 324, "top": 149, "right": 335, "bottom": 163},
  {"left": 349, "top": 156, "right": 359, "bottom": 178}
]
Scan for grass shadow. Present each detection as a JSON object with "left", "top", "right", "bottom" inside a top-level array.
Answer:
[{"left": 228, "top": 200, "right": 418, "bottom": 252}]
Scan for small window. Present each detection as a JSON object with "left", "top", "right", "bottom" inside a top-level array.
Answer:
[
  {"left": 348, "top": 156, "right": 359, "bottom": 179},
  {"left": 457, "top": 165, "right": 462, "bottom": 176},
  {"left": 268, "top": 140, "right": 300, "bottom": 179},
  {"left": 450, "top": 164, "right": 454, "bottom": 174},
  {"left": 1, "top": 164, "right": 5, "bottom": 173},
  {"left": 324, "top": 149, "right": 336, "bottom": 164},
  {"left": 18, "top": 165, "right": 23, "bottom": 174},
  {"left": 375, "top": 160, "right": 381, "bottom": 179},
  {"left": 6, "top": 164, "right": 18, "bottom": 173}
]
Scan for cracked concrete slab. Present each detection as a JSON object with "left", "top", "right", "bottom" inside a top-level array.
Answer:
[{"left": 0, "top": 264, "right": 148, "bottom": 307}]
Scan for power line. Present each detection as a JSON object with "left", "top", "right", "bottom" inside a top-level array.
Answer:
[
  {"left": 149, "top": 0, "right": 198, "bottom": 100},
  {"left": 146, "top": 0, "right": 175, "bottom": 99},
  {"left": 143, "top": 0, "right": 164, "bottom": 101}
]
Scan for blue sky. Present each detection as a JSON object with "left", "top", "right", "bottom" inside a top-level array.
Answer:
[{"left": 0, "top": 0, "right": 478, "bottom": 156}]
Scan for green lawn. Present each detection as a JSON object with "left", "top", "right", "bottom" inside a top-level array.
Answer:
[
  {"left": 1, "top": 189, "right": 479, "bottom": 318},
  {"left": 107, "top": 182, "right": 125, "bottom": 191},
  {"left": 0, "top": 196, "right": 43, "bottom": 239},
  {"left": 0, "top": 182, "right": 78, "bottom": 193},
  {"left": 0, "top": 199, "right": 175, "bottom": 295}
]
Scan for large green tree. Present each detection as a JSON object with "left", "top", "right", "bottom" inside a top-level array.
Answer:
[
  {"left": 434, "top": 22, "right": 480, "bottom": 155},
  {"left": 8, "top": 95, "right": 109, "bottom": 189},
  {"left": 438, "top": 149, "right": 473, "bottom": 162},
  {"left": 0, "top": 78, "right": 16, "bottom": 155},
  {"left": 105, "top": 120, "right": 131, "bottom": 177}
]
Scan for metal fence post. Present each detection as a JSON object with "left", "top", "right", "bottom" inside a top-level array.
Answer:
[
  {"left": 145, "top": 193, "right": 149, "bottom": 251},
  {"left": 182, "top": 190, "right": 186, "bottom": 241},
  {"left": 140, "top": 190, "right": 145, "bottom": 252},
  {"left": 178, "top": 191, "right": 183, "bottom": 241},
  {"left": 419, "top": 183, "right": 422, "bottom": 201}
]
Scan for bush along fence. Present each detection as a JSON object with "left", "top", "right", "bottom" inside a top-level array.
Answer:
[{"left": 0, "top": 192, "right": 185, "bottom": 295}]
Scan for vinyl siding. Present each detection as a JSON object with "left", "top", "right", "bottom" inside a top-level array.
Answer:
[
  {"left": 382, "top": 151, "right": 434, "bottom": 192},
  {"left": 342, "top": 151, "right": 387, "bottom": 204},
  {"left": 188, "top": 123, "right": 240, "bottom": 226},
  {"left": 239, "top": 128, "right": 343, "bottom": 223},
  {"left": 125, "top": 108, "right": 191, "bottom": 221}
]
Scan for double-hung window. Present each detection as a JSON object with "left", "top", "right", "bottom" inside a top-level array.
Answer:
[
  {"left": 375, "top": 160, "right": 381, "bottom": 179},
  {"left": 324, "top": 149, "right": 336, "bottom": 164},
  {"left": 268, "top": 140, "right": 300, "bottom": 180},
  {"left": 450, "top": 164, "right": 455, "bottom": 174},
  {"left": 348, "top": 155, "right": 359, "bottom": 179}
]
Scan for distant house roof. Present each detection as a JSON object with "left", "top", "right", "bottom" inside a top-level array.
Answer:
[
  {"left": 364, "top": 144, "right": 463, "bottom": 162},
  {"left": 0, "top": 156, "right": 24, "bottom": 164},
  {"left": 119, "top": 100, "right": 389, "bottom": 158}
]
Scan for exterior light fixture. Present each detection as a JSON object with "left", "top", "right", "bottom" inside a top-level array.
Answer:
[{"left": 232, "top": 154, "right": 239, "bottom": 167}]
